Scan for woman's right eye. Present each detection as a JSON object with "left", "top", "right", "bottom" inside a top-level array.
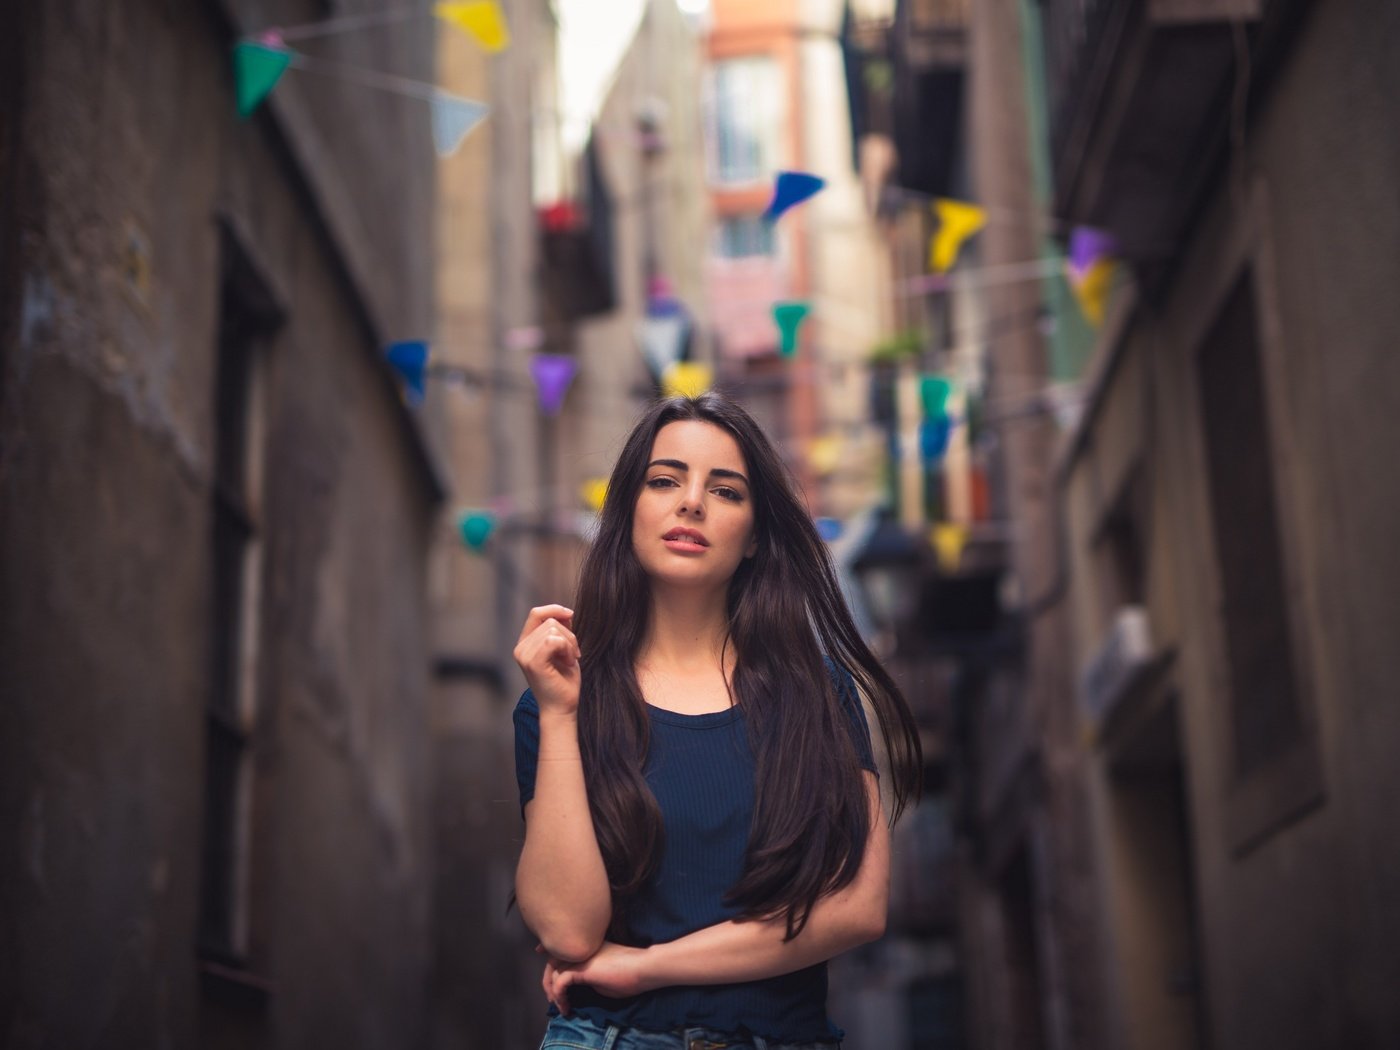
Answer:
[{"left": 646, "top": 476, "right": 679, "bottom": 489}]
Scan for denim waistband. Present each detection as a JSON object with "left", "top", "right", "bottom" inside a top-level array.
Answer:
[{"left": 538, "top": 1013, "right": 840, "bottom": 1050}]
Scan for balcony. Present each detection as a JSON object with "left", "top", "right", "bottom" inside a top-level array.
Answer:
[
  {"left": 1041, "top": 0, "right": 1309, "bottom": 269},
  {"left": 537, "top": 137, "right": 618, "bottom": 324},
  {"left": 892, "top": 0, "right": 967, "bottom": 198}
]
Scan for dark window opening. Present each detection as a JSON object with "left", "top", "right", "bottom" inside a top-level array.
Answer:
[
  {"left": 1197, "top": 274, "right": 1303, "bottom": 780},
  {"left": 199, "top": 231, "right": 281, "bottom": 968}
]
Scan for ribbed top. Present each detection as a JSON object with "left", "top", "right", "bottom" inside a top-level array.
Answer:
[{"left": 513, "top": 665, "right": 874, "bottom": 1042}]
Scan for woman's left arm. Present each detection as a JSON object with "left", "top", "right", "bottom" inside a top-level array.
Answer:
[{"left": 543, "top": 771, "right": 889, "bottom": 1011}]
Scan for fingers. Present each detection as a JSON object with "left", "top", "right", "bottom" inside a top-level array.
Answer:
[
  {"left": 554, "top": 968, "right": 574, "bottom": 1016},
  {"left": 540, "top": 959, "right": 575, "bottom": 1016},
  {"left": 513, "top": 608, "right": 583, "bottom": 672},
  {"left": 516, "top": 605, "right": 574, "bottom": 646}
]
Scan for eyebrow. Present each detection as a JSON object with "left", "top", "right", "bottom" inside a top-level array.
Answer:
[{"left": 646, "top": 458, "right": 750, "bottom": 486}]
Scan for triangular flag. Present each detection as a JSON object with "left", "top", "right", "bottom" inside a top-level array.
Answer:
[
  {"left": 773, "top": 301, "right": 811, "bottom": 357},
  {"left": 431, "top": 92, "right": 490, "bottom": 157},
  {"left": 929, "top": 198, "right": 987, "bottom": 273},
  {"left": 529, "top": 353, "right": 577, "bottom": 414},
  {"left": 808, "top": 434, "right": 844, "bottom": 476},
  {"left": 919, "top": 415, "right": 953, "bottom": 463},
  {"left": 1068, "top": 226, "right": 1117, "bottom": 281},
  {"left": 931, "top": 522, "right": 969, "bottom": 573},
  {"left": 662, "top": 361, "right": 713, "bottom": 399},
  {"left": 636, "top": 293, "right": 689, "bottom": 377},
  {"left": 434, "top": 2, "right": 511, "bottom": 52},
  {"left": 385, "top": 340, "right": 430, "bottom": 405},
  {"left": 457, "top": 509, "right": 496, "bottom": 552},
  {"left": 815, "top": 517, "right": 844, "bottom": 542},
  {"left": 580, "top": 477, "right": 609, "bottom": 513},
  {"left": 763, "top": 171, "right": 826, "bottom": 221},
  {"left": 1069, "top": 257, "right": 1116, "bottom": 326},
  {"left": 920, "top": 375, "right": 952, "bottom": 419},
  {"left": 233, "top": 41, "right": 293, "bottom": 117}
]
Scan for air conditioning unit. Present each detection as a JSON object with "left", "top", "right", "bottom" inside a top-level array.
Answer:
[{"left": 1079, "top": 605, "right": 1154, "bottom": 732}]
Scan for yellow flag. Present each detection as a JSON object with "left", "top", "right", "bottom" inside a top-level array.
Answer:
[
  {"left": 434, "top": 2, "right": 510, "bottom": 52},
  {"left": 928, "top": 198, "right": 987, "bottom": 273},
  {"left": 1070, "top": 257, "right": 1115, "bottom": 326},
  {"left": 580, "top": 477, "right": 609, "bottom": 513},
  {"left": 931, "top": 522, "right": 969, "bottom": 574},
  {"left": 662, "top": 361, "right": 713, "bottom": 400},
  {"left": 807, "top": 434, "right": 843, "bottom": 476}
]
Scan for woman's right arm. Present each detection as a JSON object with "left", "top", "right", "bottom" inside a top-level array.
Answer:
[{"left": 513, "top": 605, "right": 613, "bottom": 962}]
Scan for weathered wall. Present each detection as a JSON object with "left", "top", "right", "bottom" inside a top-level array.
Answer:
[
  {"left": 1, "top": 0, "right": 441, "bottom": 1046},
  {"left": 1065, "top": 2, "right": 1400, "bottom": 1048}
]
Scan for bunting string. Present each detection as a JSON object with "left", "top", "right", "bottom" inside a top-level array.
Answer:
[
  {"left": 268, "top": 5, "right": 423, "bottom": 43},
  {"left": 289, "top": 51, "right": 444, "bottom": 102}
]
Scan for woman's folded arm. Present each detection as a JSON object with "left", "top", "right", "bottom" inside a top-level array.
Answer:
[
  {"left": 542, "top": 772, "right": 888, "bottom": 1007},
  {"left": 515, "top": 709, "right": 613, "bottom": 962}
]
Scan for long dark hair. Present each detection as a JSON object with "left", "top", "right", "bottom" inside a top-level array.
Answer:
[{"left": 574, "top": 393, "right": 922, "bottom": 940}]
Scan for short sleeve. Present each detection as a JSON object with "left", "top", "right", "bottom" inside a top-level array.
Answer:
[
  {"left": 513, "top": 689, "right": 541, "bottom": 817},
  {"left": 824, "top": 657, "right": 877, "bottom": 774}
]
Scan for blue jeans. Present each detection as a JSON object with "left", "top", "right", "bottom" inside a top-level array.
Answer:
[{"left": 538, "top": 1014, "right": 840, "bottom": 1050}]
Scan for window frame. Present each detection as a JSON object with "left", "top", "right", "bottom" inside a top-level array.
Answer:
[
  {"left": 198, "top": 218, "right": 285, "bottom": 982},
  {"left": 1174, "top": 180, "right": 1324, "bottom": 856},
  {"left": 704, "top": 55, "right": 785, "bottom": 188}
]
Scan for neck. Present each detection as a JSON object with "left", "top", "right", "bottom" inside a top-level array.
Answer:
[{"left": 639, "top": 584, "right": 733, "bottom": 672}]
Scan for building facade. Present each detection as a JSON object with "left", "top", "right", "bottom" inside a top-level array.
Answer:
[
  {"left": 1, "top": 1, "right": 444, "bottom": 1046},
  {"left": 1055, "top": 1, "right": 1400, "bottom": 1047}
]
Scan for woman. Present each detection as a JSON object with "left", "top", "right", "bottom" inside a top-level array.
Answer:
[{"left": 513, "top": 393, "right": 921, "bottom": 1049}]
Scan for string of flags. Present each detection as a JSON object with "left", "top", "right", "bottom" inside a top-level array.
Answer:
[
  {"left": 231, "top": 1, "right": 507, "bottom": 154},
  {"left": 380, "top": 164, "right": 1114, "bottom": 547}
]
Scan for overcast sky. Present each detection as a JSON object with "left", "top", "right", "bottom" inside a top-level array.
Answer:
[{"left": 555, "top": 0, "right": 647, "bottom": 151}]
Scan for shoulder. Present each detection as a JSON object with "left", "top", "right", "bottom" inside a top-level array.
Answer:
[{"left": 821, "top": 655, "right": 858, "bottom": 699}]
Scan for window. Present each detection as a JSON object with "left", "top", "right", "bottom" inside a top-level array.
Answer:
[
  {"left": 706, "top": 57, "right": 783, "bottom": 185},
  {"left": 1094, "top": 470, "right": 1147, "bottom": 620},
  {"left": 1196, "top": 274, "right": 1304, "bottom": 781},
  {"left": 714, "top": 214, "right": 776, "bottom": 259},
  {"left": 199, "top": 228, "right": 282, "bottom": 969}
]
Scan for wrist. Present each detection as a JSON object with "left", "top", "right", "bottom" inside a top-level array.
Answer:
[
  {"left": 633, "top": 942, "right": 667, "bottom": 992},
  {"left": 534, "top": 711, "right": 579, "bottom": 733},
  {"left": 629, "top": 944, "right": 661, "bottom": 995},
  {"left": 537, "top": 711, "right": 583, "bottom": 760}
]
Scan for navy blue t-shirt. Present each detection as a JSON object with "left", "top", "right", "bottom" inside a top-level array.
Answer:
[{"left": 513, "top": 662, "right": 877, "bottom": 1042}]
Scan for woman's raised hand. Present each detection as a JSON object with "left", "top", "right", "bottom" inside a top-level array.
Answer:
[{"left": 513, "top": 605, "right": 583, "bottom": 715}]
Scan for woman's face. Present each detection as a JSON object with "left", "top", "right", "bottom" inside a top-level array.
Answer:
[{"left": 631, "top": 420, "right": 759, "bottom": 592}]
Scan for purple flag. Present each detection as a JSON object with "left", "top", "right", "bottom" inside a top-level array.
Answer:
[
  {"left": 529, "top": 353, "right": 577, "bottom": 415},
  {"left": 1068, "top": 227, "right": 1117, "bottom": 281}
]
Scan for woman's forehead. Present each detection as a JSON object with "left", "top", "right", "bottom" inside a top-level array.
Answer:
[{"left": 647, "top": 420, "right": 748, "bottom": 472}]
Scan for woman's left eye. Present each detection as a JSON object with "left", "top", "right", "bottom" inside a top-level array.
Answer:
[{"left": 713, "top": 487, "right": 744, "bottom": 502}]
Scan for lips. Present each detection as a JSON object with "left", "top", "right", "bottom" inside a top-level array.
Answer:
[{"left": 662, "top": 527, "right": 709, "bottom": 547}]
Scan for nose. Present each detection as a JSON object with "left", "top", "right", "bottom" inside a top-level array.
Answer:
[{"left": 677, "top": 478, "right": 706, "bottom": 518}]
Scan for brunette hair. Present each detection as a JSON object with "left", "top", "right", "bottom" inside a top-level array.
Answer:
[{"left": 573, "top": 393, "right": 922, "bottom": 940}]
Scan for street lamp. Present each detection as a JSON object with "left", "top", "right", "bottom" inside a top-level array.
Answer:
[{"left": 851, "top": 512, "right": 924, "bottom": 650}]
